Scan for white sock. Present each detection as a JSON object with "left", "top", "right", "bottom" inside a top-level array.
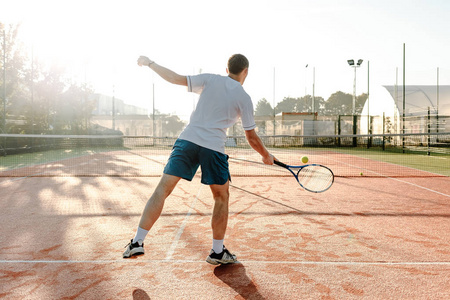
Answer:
[
  {"left": 132, "top": 227, "right": 149, "bottom": 244},
  {"left": 212, "top": 239, "right": 224, "bottom": 253}
]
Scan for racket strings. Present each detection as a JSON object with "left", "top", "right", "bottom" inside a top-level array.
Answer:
[{"left": 298, "top": 166, "right": 333, "bottom": 191}]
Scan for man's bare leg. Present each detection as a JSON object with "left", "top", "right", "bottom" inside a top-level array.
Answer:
[
  {"left": 206, "top": 181, "right": 237, "bottom": 264},
  {"left": 210, "top": 181, "right": 230, "bottom": 240},
  {"left": 138, "top": 173, "right": 181, "bottom": 230},
  {"left": 123, "top": 174, "right": 181, "bottom": 258}
]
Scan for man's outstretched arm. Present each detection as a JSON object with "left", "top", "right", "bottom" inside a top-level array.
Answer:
[
  {"left": 245, "top": 129, "right": 274, "bottom": 165},
  {"left": 137, "top": 56, "right": 188, "bottom": 86}
]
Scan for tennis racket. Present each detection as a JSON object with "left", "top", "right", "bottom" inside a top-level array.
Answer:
[{"left": 274, "top": 160, "right": 334, "bottom": 193}]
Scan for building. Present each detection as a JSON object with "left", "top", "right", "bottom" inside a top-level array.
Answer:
[
  {"left": 91, "top": 94, "right": 148, "bottom": 116},
  {"left": 90, "top": 94, "right": 154, "bottom": 135}
]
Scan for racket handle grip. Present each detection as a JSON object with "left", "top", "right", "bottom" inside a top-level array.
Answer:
[{"left": 274, "top": 160, "right": 287, "bottom": 168}]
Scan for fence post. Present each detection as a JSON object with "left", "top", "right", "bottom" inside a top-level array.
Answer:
[
  {"left": 367, "top": 116, "right": 373, "bottom": 149},
  {"left": 427, "top": 107, "right": 430, "bottom": 156},
  {"left": 382, "top": 113, "right": 385, "bottom": 151},
  {"left": 337, "top": 115, "right": 341, "bottom": 147}
]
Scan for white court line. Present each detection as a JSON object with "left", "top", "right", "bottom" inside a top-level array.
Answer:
[
  {"left": 388, "top": 176, "right": 450, "bottom": 198},
  {"left": 0, "top": 259, "right": 449, "bottom": 266},
  {"left": 164, "top": 184, "right": 203, "bottom": 261}
]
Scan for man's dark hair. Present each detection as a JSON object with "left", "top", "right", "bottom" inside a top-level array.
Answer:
[{"left": 227, "top": 54, "right": 249, "bottom": 75}]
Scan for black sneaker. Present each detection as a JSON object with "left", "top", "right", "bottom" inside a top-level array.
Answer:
[
  {"left": 123, "top": 239, "right": 144, "bottom": 258},
  {"left": 206, "top": 246, "right": 237, "bottom": 265}
]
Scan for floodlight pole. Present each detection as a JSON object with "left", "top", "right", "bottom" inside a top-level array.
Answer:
[
  {"left": 402, "top": 43, "right": 405, "bottom": 153},
  {"left": 112, "top": 85, "right": 115, "bottom": 131},
  {"left": 367, "top": 60, "right": 370, "bottom": 135},
  {"left": 437, "top": 67, "right": 439, "bottom": 134},
  {"left": 273, "top": 67, "right": 276, "bottom": 136},
  {"left": 3, "top": 29, "right": 6, "bottom": 133},
  {"left": 347, "top": 59, "right": 363, "bottom": 116},
  {"left": 153, "top": 83, "right": 156, "bottom": 137},
  {"left": 304, "top": 64, "right": 308, "bottom": 96},
  {"left": 312, "top": 67, "right": 315, "bottom": 114},
  {"left": 31, "top": 44, "right": 34, "bottom": 134},
  {"left": 352, "top": 66, "right": 356, "bottom": 115},
  {"left": 348, "top": 59, "right": 362, "bottom": 147}
]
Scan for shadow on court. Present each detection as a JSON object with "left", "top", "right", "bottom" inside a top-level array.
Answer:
[
  {"left": 0, "top": 164, "right": 449, "bottom": 298},
  {"left": 213, "top": 263, "right": 266, "bottom": 300},
  {"left": 132, "top": 288, "right": 151, "bottom": 300}
]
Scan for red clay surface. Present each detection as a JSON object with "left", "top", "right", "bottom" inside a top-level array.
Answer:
[{"left": 0, "top": 174, "right": 449, "bottom": 299}]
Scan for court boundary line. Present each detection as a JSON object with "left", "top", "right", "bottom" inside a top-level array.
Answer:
[
  {"left": 388, "top": 176, "right": 450, "bottom": 198},
  {"left": 164, "top": 184, "right": 202, "bottom": 261},
  {"left": 0, "top": 259, "right": 449, "bottom": 266}
]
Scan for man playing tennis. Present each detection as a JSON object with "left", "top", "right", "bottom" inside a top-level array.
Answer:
[{"left": 123, "top": 54, "right": 274, "bottom": 265}]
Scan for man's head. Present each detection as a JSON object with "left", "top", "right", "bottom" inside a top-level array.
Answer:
[
  {"left": 227, "top": 54, "right": 249, "bottom": 74},
  {"left": 227, "top": 54, "right": 249, "bottom": 84}
]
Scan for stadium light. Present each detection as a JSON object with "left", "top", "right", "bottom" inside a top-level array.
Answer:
[{"left": 347, "top": 59, "right": 363, "bottom": 115}]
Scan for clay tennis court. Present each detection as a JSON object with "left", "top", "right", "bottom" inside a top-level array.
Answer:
[{"left": 0, "top": 142, "right": 449, "bottom": 299}]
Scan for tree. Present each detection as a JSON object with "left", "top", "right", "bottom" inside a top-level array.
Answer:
[
  {"left": 56, "top": 84, "right": 96, "bottom": 134},
  {"left": 1, "top": 22, "right": 97, "bottom": 134},
  {"left": 296, "top": 95, "right": 311, "bottom": 112},
  {"left": 275, "top": 97, "right": 299, "bottom": 114},
  {"left": 311, "top": 96, "right": 326, "bottom": 115},
  {"left": 32, "top": 63, "right": 66, "bottom": 133},
  {"left": 323, "top": 91, "right": 367, "bottom": 115},
  {"left": 254, "top": 98, "right": 273, "bottom": 116},
  {"left": 160, "top": 114, "right": 185, "bottom": 137},
  {"left": 273, "top": 95, "right": 325, "bottom": 115},
  {"left": 0, "top": 23, "right": 29, "bottom": 133},
  {"left": 356, "top": 93, "right": 368, "bottom": 114},
  {"left": 324, "top": 91, "right": 353, "bottom": 115}
]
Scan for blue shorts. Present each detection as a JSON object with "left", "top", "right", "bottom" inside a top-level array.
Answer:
[{"left": 163, "top": 139, "right": 231, "bottom": 185}]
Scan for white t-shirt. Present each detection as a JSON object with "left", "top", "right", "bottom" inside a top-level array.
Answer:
[{"left": 178, "top": 73, "right": 256, "bottom": 153}]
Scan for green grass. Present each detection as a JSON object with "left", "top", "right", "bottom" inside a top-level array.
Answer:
[
  {"left": 0, "top": 148, "right": 119, "bottom": 171},
  {"left": 330, "top": 147, "right": 450, "bottom": 176}
]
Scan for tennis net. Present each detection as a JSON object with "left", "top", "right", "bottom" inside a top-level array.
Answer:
[{"left": 0, "top": 133, "right": 449, "bottom": 178}]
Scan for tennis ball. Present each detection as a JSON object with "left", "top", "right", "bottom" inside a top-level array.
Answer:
[
  {"left": 360, "top": 172, "right": 363, "bottom": 176},
  {"left": 301, "top": 156, "right": 309, "bottom": 164}
]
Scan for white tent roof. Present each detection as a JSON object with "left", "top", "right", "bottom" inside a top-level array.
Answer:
[
  {"left": 383, "top": 85, "right": 450, "bottom": 116},
  {"left": 362, "top": 85, "right": 450, "bottom": 117}
]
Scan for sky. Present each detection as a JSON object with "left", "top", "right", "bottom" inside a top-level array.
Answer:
[{"left": 1, "top": 0, "right": 450, "bottom": 119}]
